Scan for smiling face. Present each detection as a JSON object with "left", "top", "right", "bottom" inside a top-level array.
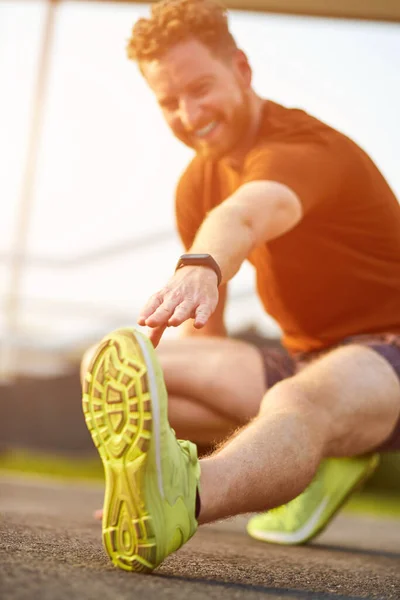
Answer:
[{"left": 141, "top": 37, "right": 253, "bottom": 160}]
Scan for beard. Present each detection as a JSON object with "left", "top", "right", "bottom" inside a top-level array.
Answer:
[{"left": 174, "top": 90, "right": 253, "bottom": 162}]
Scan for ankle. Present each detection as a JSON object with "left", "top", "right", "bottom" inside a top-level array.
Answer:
[
  {"left": 195, "top": 487, "right": 201, "bottom": 520},
  {"left": 196, "top": 458, "right": 229, "bottom": 525}
]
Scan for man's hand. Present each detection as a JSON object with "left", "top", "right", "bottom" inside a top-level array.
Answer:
[{"left": 138, "top": 265, "right": 219, "bottom": 347}]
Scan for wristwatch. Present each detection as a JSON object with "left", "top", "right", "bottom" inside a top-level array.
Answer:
[{"left": 175, "top": 254, "right": 222, "bottom": 286}]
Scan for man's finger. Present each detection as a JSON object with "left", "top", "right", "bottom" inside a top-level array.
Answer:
[
  {"left": 147, "top": 324, "right": 167, "bottom": 348},
  {"left": 145, "top": 293, "right": 184, "bottom": 327},
  {"left": 168, "top": 301, "right": 196, "bottom": 327},
  {"left": 138, "top": 292, "right": 164, "bottom": 325},
  {"left": 193, "top": 303, "right": 213, "bottom": 329}
]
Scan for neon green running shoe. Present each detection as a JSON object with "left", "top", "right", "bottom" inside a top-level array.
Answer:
[
  {"left": 247, "top": 454, "right": 379, "bottom": 545},
  {"left": 82, "top": 328, "right": 201, "bottom": 573}
]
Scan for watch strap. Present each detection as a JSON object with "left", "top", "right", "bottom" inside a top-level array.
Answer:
[{"left": 175, "top": 254, "right": 222, "bottom": 286}]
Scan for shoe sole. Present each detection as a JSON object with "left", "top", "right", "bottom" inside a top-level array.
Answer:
[
  {"left": 248, "top": 455, "right": 379, "bottom": 545},
  {"left": 82, "top": 330, "right": 159, "bottom": 572}
]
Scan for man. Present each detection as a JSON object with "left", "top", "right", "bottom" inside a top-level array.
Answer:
[{"left": 81, "top": 0, "right": 400, "bottom": 572}]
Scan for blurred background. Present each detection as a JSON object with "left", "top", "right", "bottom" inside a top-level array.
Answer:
[{"left": 0, "top": 0, "right": 399, "bottom": 504}]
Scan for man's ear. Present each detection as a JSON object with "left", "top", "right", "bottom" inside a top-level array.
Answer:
[{"left": 233, "top": 49, "right": 252, "bottom": 88}]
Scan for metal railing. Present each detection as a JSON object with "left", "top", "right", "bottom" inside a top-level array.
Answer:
[{"left": 0, "top": 229, "right": 174, "bottom": 269}]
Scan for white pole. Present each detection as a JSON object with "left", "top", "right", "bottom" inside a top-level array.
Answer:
[{"left": 0, "top": 0, "right": 58, "bottom": 381}]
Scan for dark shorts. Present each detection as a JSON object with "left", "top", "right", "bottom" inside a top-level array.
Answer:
[{"left": 258, "top": 333, "right": 400, "bottom": 453}]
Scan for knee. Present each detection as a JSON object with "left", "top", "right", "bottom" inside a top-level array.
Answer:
[
  {"left": 80, "top": 344, "right": 99, "bottom": 385},
  {"left": 260, "top": 377, "right": 317, "bottom": 416},
  {"left": 259, "top": 377, "right": 330, "bottom": 459}
]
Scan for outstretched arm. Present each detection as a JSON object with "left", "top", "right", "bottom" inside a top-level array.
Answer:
[
  {"left": 188, "top": 180, "right": 302, "bottom": 283},
  {"left": 139, "top": 180, "right": 302, "bottom": 347}
]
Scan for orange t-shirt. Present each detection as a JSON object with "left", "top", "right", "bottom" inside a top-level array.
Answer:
[{"left": 175, "top": 100, "right": 400, "bottom": 353}]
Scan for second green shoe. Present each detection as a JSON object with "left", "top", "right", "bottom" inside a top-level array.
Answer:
[
  {"left": 82, "top": 328, "right": 201, "bottom": 573},
  {"left": 247, "top": 454, "right": 379, "bottom": 545}
]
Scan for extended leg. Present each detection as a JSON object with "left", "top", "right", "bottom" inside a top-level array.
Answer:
[{"left": 199, "top": 344, "right": 400, "bottom": 524}]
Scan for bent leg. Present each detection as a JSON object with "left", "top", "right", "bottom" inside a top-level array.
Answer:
[
  {"left": 159, "top": 337, "right": 271, "bottom": 444},
  {"left": 157, "top": 337, "right": 266, "bottom": 422},
  {"left": 168, "top": 395, "right": 239, "bottom": 444},
  {"left": 198, "top": 344, "right": 400, "bottom": 524}
]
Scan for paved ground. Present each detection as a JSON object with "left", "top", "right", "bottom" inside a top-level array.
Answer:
[{"left": 1, "top": 475, "right": 399, "bottom": 600}]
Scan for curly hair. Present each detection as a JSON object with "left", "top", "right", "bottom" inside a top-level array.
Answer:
[{"left": 127, "top": 0, "right": 238, "bottom": 65}]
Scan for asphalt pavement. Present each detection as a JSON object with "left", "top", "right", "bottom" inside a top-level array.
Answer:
[{"left": 1, "top": 475, "right": 399, "bottom": 600}]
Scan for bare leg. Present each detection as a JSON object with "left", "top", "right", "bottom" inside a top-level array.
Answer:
[
  {"left": 197, "top": 345, "right": 400, "bottom": 524},
  {"left": 168, "top": 395, "right": 239, "bottom": 444},
  {"left": 158, "top": 337, "right": 266, "bottom": 422}
]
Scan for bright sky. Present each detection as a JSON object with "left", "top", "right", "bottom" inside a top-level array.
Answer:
[{"left": 0, "top": 1, "right": 399, "bottom": 348}]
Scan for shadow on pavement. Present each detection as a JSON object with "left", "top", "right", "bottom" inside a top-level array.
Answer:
[
  {"left": 313, "top": 543, "right": 400, "bottom": 561},
  {"left": 154, "top": 574, "right": 370, "bottom": 600}
]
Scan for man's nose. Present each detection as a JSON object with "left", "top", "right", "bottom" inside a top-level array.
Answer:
[{"left": 178, "top": 98, "right": 202, "bottom": 131}]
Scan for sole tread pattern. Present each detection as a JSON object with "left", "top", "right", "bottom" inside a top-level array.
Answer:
[{"left": 82, "top": 333, "right": 157, "bottom": 572}]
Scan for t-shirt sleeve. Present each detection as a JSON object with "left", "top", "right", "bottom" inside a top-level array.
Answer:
[
  {"left": 242, "top": 138, "right": 345, "bottom": 214},
  {"left": 175, "top": 158, "right": 206, "bottom": 251}
]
